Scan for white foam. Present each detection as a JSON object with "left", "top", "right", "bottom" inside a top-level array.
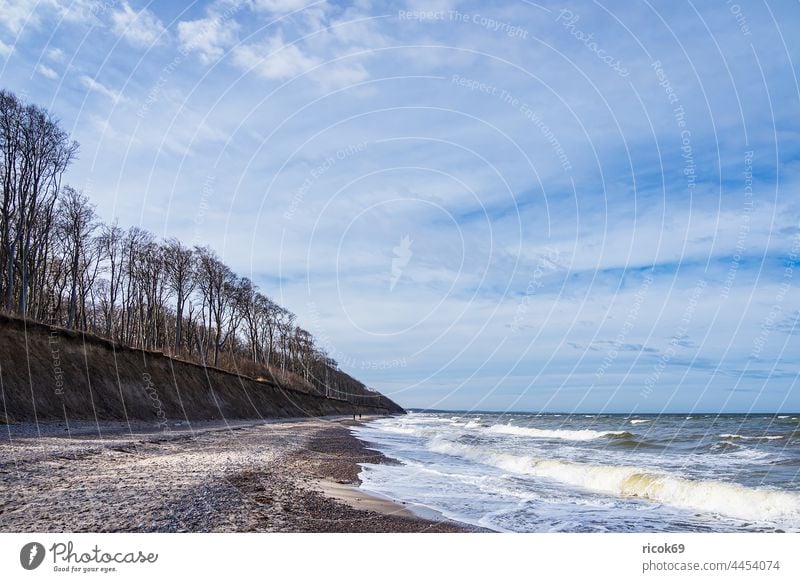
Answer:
[
  {"left": 630, "top": 419, "right": 651, "bottom": 425},
  {"left": 378, "top": 425, "right": 421, "bottom": 435},
  {"left": 426, "top": 439, "right": 800, "bottom": 523},
  {"left": 728, "top": 447, "right": 775, "bottom": 461},
  {"left": 529, "top": 460, "right": 800, "bottom": 522},
  {"left": 720, "top": 434, "right": 783, "bottom": 441},
  {"left": 485, "top": 424, "right": 627, "bottom": 441}
]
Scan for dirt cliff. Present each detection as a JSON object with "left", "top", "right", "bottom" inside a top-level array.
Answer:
[{"left": 0, "top": 314, "right": 404, "bottom": 423}]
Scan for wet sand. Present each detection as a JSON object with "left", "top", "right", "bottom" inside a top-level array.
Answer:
[{"left": 0, "top": 416, "right": 478, "bottom": 532}]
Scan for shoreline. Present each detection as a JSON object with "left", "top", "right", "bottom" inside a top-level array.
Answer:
[{"left": 0, "top": 416, "right": 481, "bottom": 533}]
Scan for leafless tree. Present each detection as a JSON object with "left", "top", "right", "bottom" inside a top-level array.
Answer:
[
  {"left": 56, "top": 187, "right": 96, "bottom": 329},
  {"left": 97, "top": 221, "right": 125, "bottom": 337},
  {"left": 163, "top": 238, "right": 194, "bottom": 354},
  {"left": 194, "top": 246, "right": 237, "bottom": 366},
  {"left": 0, "top": 90, "right": 77, "bottom": 316}
]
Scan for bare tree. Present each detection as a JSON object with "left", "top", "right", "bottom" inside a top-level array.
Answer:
[
  {"left": 0, "top": 90, "right": 24, "bottom": 312},
  {"left": 97, "top": 221, "right": 125, "bottom": 337},
  {"left": 17, "top": 103, "right": 77, "bottom": 316},
  {"left": 120, "top": 226, "right": 152, "bottom": 345},
  {"left": 237, "top": 278, "right": 264, "bottom": 364},
  {"left": 194, "top": 246, "right": 236, "bottom": 366},
  {"left": 56, "top": 187, "right": 96, "bottom": 329},
  {"left": 0, "top": 91, "right": 76, "bottom": 316},
  {"left": 276, "top": 309, "right": 296, "bottom": 375},
  {"left": 163, "top": 238, "right": 194, "bottom": 354}
]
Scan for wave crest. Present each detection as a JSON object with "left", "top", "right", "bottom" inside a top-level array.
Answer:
[
  {"left": 720, "top": 434, "right": 783, "bottom": 441},
  {"left": 486, "top": 424, "right": 630, "bottom": 441},
  {"left": 427, "top": 439, "right": 800, "bottom": 523}
]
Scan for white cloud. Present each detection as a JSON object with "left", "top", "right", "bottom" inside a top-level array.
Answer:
[
  {"left": 312, "top": 61, "right": 369, "bottom": 89},
  {"left": 0, "top": 0, "right": 38, "bottom": 34},
  {"left": 404, "top": 0, "right": 460, "bottom": 11},
  {"left": 35, "top": 63, "right": 59, "bottom": 79},
  {"left": 80, "top": 75, "right": 125, "bottom": 103},
  {"left": 46, "top": 47, "right": 64, "bottom": 61},
  {"left": 0, "top": 39, "right": 13, "bottom": 58},
  {"left": 178, "top": 15, "right": 239, "bottom": 63},
  {"left": 232, "top": 35, "right": 319, "bottom": 80},
  {"left": 0, "top": 0, "right": 103, "bottom": 34},
  {"left": 52, "top": 0, "right": 103, "bottom": 27},
  {"left": 182, "top": 1, "right": 375, "bottom": 89},
  {"left": 89, "top": 113, "right": 126, "bottom": 142},
  {"left": 111, "top": 2, "right": 167, "bottom": 47},
  {"left": 251, "top": 0, "right": 318, "bottom": 12},
  {"left": 299, "top": 7, "right": 384, "bottom": 88}
]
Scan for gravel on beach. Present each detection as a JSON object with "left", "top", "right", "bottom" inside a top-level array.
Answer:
[{"left": 0, "top": 416, "right": 476, "bottom": 533}]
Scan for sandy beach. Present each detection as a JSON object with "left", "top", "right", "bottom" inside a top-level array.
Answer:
[{"left": 0, "top": 416, "right": 476, "bottom": 533}]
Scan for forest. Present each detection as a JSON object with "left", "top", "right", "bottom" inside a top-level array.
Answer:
[{"left": 0, "top": 88, "right": 373, "bottom": 402}]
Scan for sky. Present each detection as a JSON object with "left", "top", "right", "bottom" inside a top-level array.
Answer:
[{"left": 1, "top": 0, "right": 799, "bottom": 413}]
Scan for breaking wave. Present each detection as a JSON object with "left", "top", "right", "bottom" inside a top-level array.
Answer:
[
  {"left": 427, "top": 439, "right": 800, "bottom": 523},
  {"left": 720, "top": 434, "right": 783, "bottom": 441},
  {"left": 485, "top": 424, "right": 631, "bottom": 441}
]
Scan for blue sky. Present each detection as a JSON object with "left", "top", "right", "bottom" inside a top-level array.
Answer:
[{"left": 2, "top": 0, "right": 799, "bottom": 412}]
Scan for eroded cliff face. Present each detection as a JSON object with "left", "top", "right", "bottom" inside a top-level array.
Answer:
[{"left": 0, "top": 315, "right": 404, "bottom": 423}]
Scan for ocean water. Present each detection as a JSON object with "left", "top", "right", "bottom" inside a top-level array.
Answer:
[{"left": 353, "top": 412, "right": 800, "bottom": 532}]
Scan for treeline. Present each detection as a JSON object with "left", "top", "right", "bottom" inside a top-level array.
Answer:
[{"left": 0, "top": 89, "right": 372, "bottom": 403}]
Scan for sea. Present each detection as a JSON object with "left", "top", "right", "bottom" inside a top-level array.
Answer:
[{"left": 352, "top": 412, "right": 800, "bottom": 532}]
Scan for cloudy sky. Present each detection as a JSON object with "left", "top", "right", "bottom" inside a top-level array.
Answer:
[{"left": 2, "top": 0, "right": 799, "bottom": 412}]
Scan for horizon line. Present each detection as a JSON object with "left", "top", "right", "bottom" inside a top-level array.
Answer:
[{"left": 405, "top": 408, "right": 800, "bottom": 415}]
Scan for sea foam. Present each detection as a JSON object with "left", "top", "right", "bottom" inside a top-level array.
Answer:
[
  {"left": 427, "top": 438, "right": 800, "bottom": 523},
  {"left": 720, "top": 434, "right": 783, "bottom": 441},
  {"left": 486, "top": 424, "right": 629, "bottom": 441}
]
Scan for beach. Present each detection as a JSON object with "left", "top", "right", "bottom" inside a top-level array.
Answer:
[{"left": 0, "top": 417, "right": 474, "bottom": 533}]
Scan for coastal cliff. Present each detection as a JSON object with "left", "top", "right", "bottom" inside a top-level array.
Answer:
[{"left": 0, "top": 314, "right": 404, "bottom": 423}]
